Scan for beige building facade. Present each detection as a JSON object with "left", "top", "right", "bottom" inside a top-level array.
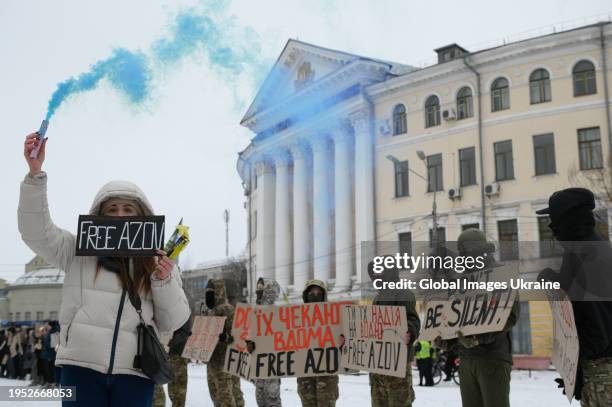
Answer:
[{"left": 237, "top": 23, "right": 612, "bottom": 357}]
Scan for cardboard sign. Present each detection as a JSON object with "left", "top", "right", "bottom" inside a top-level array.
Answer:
[
  {"left": 75, "top": 215, "right": 165, "bottom": 257},
  {"left": 341, "top": 305, "right": 408, "bottom": 377},
  {"left": 225, "top": 303, "right": 255, "bottom": 380},
  {"left": 182, "top": 316, "right": 226, "bottom": 363},
  {"left": 225, "top": 301, "right": 351, "bottom": 379},
  {"left": 420, "top": 265, "right": 517, "bottom": 341},
  {"left": 548, "top": 293, "right": 579, "bottom": 402}
]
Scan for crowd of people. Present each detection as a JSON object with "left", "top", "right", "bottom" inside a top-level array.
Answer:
[
  {"left": 17, "top": 134, "right": 612, "bottom": 406},
  {"left": 0, "top": 321, "right": 60, "bottom": 386}
]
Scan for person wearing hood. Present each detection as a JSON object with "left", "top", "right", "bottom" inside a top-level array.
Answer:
[
  {"left": 202, "top": 278, "right": 245, "bottom": 407},
  {"left": 297, "top": 279, "right": 339, "bottom": 407},
  {"left": 249, "top": 278, "right": 283, "bottom": 407},
  {"left": 20, "top": 134, "right": 190, "bottom": 406},
  {"left": 366, "top": 257, "right": 421, "bottom": 406},
  {"left": 437, "top": 228, "right": 519, "bottom": 407},
  {"left": 537, "top": 188, "right": 612, "bottom": 405}
]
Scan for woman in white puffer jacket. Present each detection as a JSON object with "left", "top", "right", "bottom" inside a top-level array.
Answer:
[{"left": 19, "top": 134, "right": 190, "bottom": 407}]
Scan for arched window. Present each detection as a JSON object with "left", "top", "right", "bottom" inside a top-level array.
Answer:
[
  {"left": 392, "top": 104, "right": 407, "bottom": 135},
  {"left": 573, "top": 60, "right": 597, "bottom": 96},
  {"left": 529, "top": 69, "right": 551, "bottom": 104},
  {"left": 491, "top": 77, "right": 510, "bottom": 112},
  {"left": 425, "top": 95, "right": 440, "bottom": 128},
  {"left": 456, "top": 87, "right": 473, "bottom": 119}
]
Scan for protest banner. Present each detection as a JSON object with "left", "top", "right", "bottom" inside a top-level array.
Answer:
[
  {"left": 225, "top": 301, "right": 351, "bottom": 379},
  {"left": 420, "top": 264, "right": 517, "bottom": 341},
  {"left": 182, "top": 316, "right": 226, "bottom": 362},
  {"left": 75, "top": 215, "right": 165, "bottom": 256},
  {"left": 547, "top": 293, "right": 579, "bottom": 402},
  {"left": 340, "top": 305, "right": 408, "bottom": 377},
  {"left": 225, "top": 303, "right": 255, "bottom": 380}
]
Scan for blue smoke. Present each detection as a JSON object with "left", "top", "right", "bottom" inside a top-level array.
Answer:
[
  {"left": 44, "top": 2, "right": 264, "bottom": 120},
  {"left": 46, "top": 49, "right": 151, "bottom": 120}
]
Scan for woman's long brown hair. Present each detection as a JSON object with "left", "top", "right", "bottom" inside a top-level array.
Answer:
[{"left": 96, "top": 257, "right": 156, "bottom": 296}]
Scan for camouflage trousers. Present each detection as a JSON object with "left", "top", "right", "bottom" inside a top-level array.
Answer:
[
  {"left": 153, "top": 354, "right": 188, "bottom": 407},
  {"left": 297, "top": 375, "right": 339, "bottom": 407},
  {"left": 207, "top": 362, "right": 245, "bottom": 407},
  {"left": 581, "top": 357, "right": 612, "bottom": 407},
  {"left": 369, "top": 365, "right": 415, "bottom": 407},
  {"left": 255, "top": 378, "right": 282, "bottom": 407}
]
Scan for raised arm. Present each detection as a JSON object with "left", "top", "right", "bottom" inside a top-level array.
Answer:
[{"left": 18, "top": 134, "right": 76, "bottom": 271}]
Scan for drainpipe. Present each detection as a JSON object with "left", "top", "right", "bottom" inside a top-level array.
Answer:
[
  {"left": 463, "top": 56, "right": 487, "bottom": 237},
  {"left": 599, "top": 23, "right": 612, "bottom": 157}
]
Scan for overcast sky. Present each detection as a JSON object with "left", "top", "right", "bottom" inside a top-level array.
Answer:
[{"left": 1, "top": 0, "right": 611, "bottom": 282}]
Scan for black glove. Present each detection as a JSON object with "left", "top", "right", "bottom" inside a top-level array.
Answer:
[
  {"left": 219, "top": 333, "right": 234, "bottom": 344},
  {"left": 554, "top": 375, "right": 582, "bottom": 401},
  {"left": 554, "top": 378, "right": 566, "bottom": 394}
]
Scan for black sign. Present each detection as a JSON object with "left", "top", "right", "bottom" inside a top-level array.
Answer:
[{"left": 76, "top": 215, "right": 165, "bottom": 257}]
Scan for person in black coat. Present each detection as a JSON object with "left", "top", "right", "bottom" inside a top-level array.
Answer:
[{"left": 538, "top": 188, "right": 612, "bottom": 405}]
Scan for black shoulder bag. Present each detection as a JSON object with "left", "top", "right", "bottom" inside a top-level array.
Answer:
[{"left": 125, "top": 274, "right": 174, "bottom": 385}]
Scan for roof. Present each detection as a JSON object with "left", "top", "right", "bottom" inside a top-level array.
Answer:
[{"left": 10, "top": 267, "right": 64, "bottom": 287}]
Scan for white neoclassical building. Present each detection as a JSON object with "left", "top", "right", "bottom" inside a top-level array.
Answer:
[
  {"left": 238, "top": 22, "right": 612, "bottom": 314},
  {"left": 236, "top": 40, "right": 408, "bottom": 300}
]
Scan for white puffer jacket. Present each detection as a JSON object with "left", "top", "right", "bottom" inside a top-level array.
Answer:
[{"left": 18, "top": 172, "right": 190, "bottom": 378}]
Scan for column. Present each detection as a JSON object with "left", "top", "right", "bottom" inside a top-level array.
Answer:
[
  {"left": 274, "top": 149, "right": 292, "bottom": 291},
  {"left": 351, "top": 109, "right": 375, "bottom": 286},
  {"left": 332, "top": 124, "right": 354, "bottom": 291},
  {"left": 290, "top": 143, "right": 311, "bottom": 292},
  {"left": 311, "top": 135, "right": 333, "bottom": 283},
  {"left": 255, "top": 159, "right": 275, "bottom": 280}
]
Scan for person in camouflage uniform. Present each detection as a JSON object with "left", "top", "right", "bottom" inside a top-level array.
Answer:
[
  {"left": 153, "top": 316, "right": 193, "bottom": 407},
  {"left": 252, "top": 278, "right": 283, "bottom": 407},
  {"left": 297, "top": 280, "right": 339, "bottom": 407},
  {"left": 203, "top": 279, "right": 245, "bottom": 407},
  {"left": 366, "top": 257, "right": 421, "bottom": 406},
  {"left": 437, "top": 228, "right": 520, "bottom": 407}
]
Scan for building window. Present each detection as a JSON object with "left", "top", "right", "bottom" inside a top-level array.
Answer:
[
  {"left": 398, "top": 232, "right": 412, "bottom": 256},
  {"left": 498, "top": 219, "right": 519, "bottom": 260},
  {"left": 393, "top": 104, "right": 407, "bottom": 135},
  {"left": 462, "top": 223, "right": 480, "bottom": 231},
  {"left": 429, "top": 227, "right": 446, "bottom": 248},
  {"left": 49, "top": 311, "right": 58, "bottom": 320},
  {"left": 573, "top": 60, "right": 597, "bottom": 96},
  {"left": 494, "top": 140, "right": 514, "bottom": 181},
  {"left": 491, "top": 77, "right": 510, "bottom": 111},
  {"left": 459, "top": 147, "right": 476, "bottom": 186},
  {"left": 456, "top": 87, "right": 473, "bottom": 119},
  {"left": 427, "top": 153, "right": 443, "bottom": 192},
  {"left": 533, "top": 134, "right": 556, "bottom": 175},
  {"left": 394, "top": 160, "right": 409, "bottom": 197},
  {"left": 578, "top": 127, "right": 603, "bottom": 170},
  {"left": 538, "top": 216, "right": 562, "bottom": 258},
  {"left": 512, "top": 302, "right": 532, "bottom": 354},
  {"left": 425, "top": 95, "right": 441, "bottom": 128},
  {"left": 8, "top": 313, "right": 12, "bottom": 322},
  {"left": 36, "top": 311, "right": 44, "bottom": 321},
  {"left": 529, "top": 69, "right": 551, "bottom": 104},
  {"left": 595, "top": 209, "right": 610, "bottom": 241},
  {"left": 24, "top": 312, "right": 31, "bottom": 321},
  {"left": 15, "top": 312, "right": 21, "bottom": 321}
]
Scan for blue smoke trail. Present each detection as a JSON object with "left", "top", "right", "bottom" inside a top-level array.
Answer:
[
  {"left": 44, "top": 2, "right": 264, "bottom": 120},
  {"left": 46, "top": 49, "right": 151, "bottom": 120}
]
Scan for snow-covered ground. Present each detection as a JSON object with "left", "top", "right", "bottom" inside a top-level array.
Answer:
[{"left": 0, "top": 364, "right": 579, "bottom": 406}]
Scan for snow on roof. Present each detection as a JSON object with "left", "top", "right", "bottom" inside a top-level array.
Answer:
[{"left": 11, "top": 267, "right": 64, "bottom": 287}]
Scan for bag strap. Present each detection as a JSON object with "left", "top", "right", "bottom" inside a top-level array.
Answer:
[{"left": 124, "top": 266, "right": 144, "bottom": 322}]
